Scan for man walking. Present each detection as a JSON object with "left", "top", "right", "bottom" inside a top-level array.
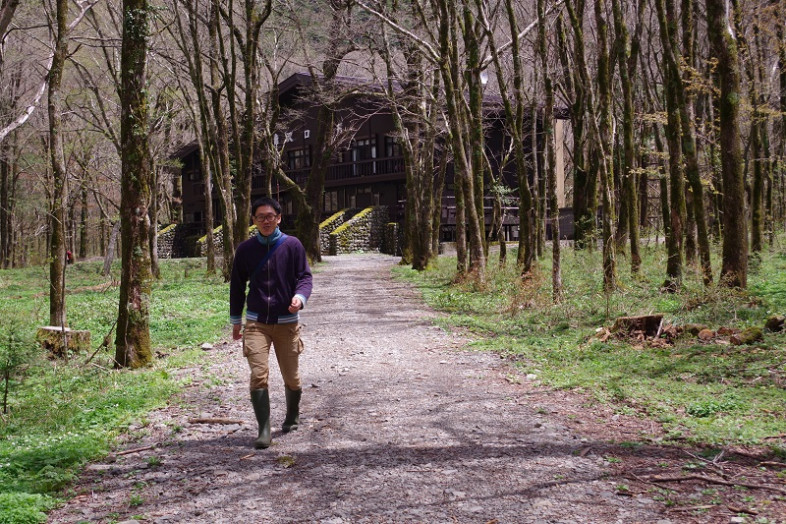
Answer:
[{"left": 230, "top": 197, "right": 313, "bottom": 449}]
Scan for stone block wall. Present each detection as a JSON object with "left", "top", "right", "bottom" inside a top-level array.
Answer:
[
  {"left": 319, "top": 209, "right": 352, "bottom": 255},
  {"left": 328, "top": 206, "right": 389, "bottom": 255},
  {"left": 198, "top": 225, "right": 257, "bottom": 256},
  {"left": 157, "top": 224, "right": 177, "bottom": 259},
  {"left": 381, "top": 222, "right": 400, "bottom": 255}
]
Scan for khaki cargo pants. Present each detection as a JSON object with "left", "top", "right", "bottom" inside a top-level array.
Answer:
[{"left": 243, "top": 321, "right": 304, "bottom": 391}]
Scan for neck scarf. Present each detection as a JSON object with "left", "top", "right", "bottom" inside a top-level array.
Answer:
[{"left": 256, "top": 227, "right": 282, "bottom": 246}]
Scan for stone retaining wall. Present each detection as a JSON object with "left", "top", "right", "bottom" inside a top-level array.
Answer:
[
  {"left": 381, "top": 222, "right": 400, "bottom": 256},
  {"left": 328, "top": 206, "right": 388, "bottom": 255},
  {"left": 319, "top": 209, "right": 353, "bottom": 255},
  {"left": 197, "top": 225, "right": 257, "bottom": 256},
  {"left": 157, "top": 224, "right": 177, "bottom": 259}
]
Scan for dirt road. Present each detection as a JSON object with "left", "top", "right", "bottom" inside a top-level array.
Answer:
[{"left": 49, "top": 254, "right": 672, "bottom": 523}]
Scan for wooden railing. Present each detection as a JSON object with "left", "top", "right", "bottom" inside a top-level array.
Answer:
[{"left": 286, "top": 156, "right": 406, "bottom": 185}]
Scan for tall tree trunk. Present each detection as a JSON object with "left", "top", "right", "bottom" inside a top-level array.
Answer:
[
  {"left": 79, "top": 182, "right": 88, "bottom": 259},
  {"left": 48, "top": 0, "right": 68, "bottom": 326},
  {"left": 777, "top": 3, "right": 786, "bottom": 231},
  {"left": 434, "top": 0, "right": 485, "bottom": 280},
  {"left": 174, "top": 1, "right": 216, "bottom": 273},
  {"left": 707, "top": 0, "right": 747, "bottom": 287},
  {"left": 559, "top": 4, "right": 595, "bottom": 251},
  {"left": 293, "top": 1, "right": 353, "bottom": 263},
  {"left": 454, "top": 160, "right": 468, "bottom": 274},
  {"left": 232, "top": 0, "right": 271, "bottom": 251},
  {"left": 680, "top": 0, "right": 712, "bottom": 284},
  {"left": 612, "top": 0, "right": 642, "bottom": 273},
  {"left": 537, "top": 0, "right": 561, "bottom": 301},
  {"left": 202, "top": 144, "right": 216, "bottom": 274},
  {"left": 0, "top": 136, "right": 15, "bottom": 268},
  {"left": 592, "top": 0, "right": 617, "bottom": 291},
  {"left": 115, "top": 0, "right": 153, "bottom": 368},
  {"left": 209, "top": 1, "right": 236, "bottom": 278},
  {"left": 463, "top": 5, "right": 486, "bottom": 261},
  {"left": 384, "top": 39, "right": 438, "bottom": 271},
  {"left": 483, "top": 0, "right": 534, "bottom": 274},
  {"left": 532, "top": 101, "right": 544, "bottom": 259},
  {"left": 297, "top": 102, "right": 332, "bottom": 263},
  {"left": 655, "top": 0, "right": 685, "bottom": 290}
]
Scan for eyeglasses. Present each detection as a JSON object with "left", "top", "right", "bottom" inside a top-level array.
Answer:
[{"left": 253, "top": 213, "right": 279, "bottom": 223}]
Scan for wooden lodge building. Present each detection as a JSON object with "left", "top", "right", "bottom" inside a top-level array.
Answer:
[{"left": 174, "top": 72, "right": 569, "bottom": 255}]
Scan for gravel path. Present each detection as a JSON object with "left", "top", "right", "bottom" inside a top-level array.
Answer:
[{"left": 48, "top": 253, "right": 671, "bottom": 524}]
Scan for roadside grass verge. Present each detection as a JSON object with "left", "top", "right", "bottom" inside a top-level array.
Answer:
[
  {"left": 0, "top": 258, "right": 227, "bottom": 523},
  {"left": 396, "top": 242, "right": 786, "bottom": 448}
]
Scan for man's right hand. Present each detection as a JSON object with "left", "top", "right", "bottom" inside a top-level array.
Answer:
[{"left": 232, "top": 324, "right": 243, "bottom": 340}]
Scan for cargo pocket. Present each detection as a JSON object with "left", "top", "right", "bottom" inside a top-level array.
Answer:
[{"left": 294, "top": 323, "right": 304, "bottom": 354}]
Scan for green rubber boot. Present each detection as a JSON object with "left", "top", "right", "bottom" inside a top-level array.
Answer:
[
  {"left": 250, "top": 389, "right": 271, "bottom": 449},
  {"left": 282, "top": 387, "right": 301, "bottom": 433}
]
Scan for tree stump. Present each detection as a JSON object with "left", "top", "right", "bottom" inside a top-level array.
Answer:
[
  {"left": 610, "top": 314, "right": 664, "bottom": 338},
  {"left": 36, "top": 326, "right": 91, "bottom": 358}
]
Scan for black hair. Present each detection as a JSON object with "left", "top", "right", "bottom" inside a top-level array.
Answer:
[{"left": 251, "top": 196, "right": 281, "bottom": 216}]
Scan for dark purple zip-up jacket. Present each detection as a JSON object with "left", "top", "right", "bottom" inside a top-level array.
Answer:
[{"left": 230, "top": 233, "right": 312, "bottom": 325}]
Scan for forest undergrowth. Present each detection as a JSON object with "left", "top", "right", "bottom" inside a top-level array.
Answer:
[
  {"left": 0, "top": 259, "right": 227, "bottom": 523},
  {"left": 397, "top": 239, "right": 786, "bottom": 449}
]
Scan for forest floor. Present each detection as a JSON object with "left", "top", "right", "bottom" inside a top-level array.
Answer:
[{"left": 48, "top": 254, "right": 785, "bottom": 523}]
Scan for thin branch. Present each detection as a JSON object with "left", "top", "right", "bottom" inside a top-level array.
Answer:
[{"left": 0, "top": 0, "right": 98, "bottom": 144}]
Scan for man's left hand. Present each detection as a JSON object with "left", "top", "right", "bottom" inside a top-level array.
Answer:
[{"left": 288, "top": 297, "right": 302, "bottom": 314}]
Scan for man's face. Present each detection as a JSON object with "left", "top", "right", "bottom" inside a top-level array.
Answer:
[{"left": 252, "top": 205, "right": 281, "bottom": 236}]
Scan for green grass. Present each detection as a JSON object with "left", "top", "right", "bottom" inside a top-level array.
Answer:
[
  {"left": 396, "top": 241, "right": 786, "bottom": 447},
  {"left": 0, "top": 258, "right": 228, "bottom": 523}
]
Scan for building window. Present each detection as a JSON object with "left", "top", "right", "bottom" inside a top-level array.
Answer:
[
  {"left": 352, "top": 138, "right": 377, "bottom": 176},
  {"left": 384, "top": 135, "right": 401, "bottom": 157},
  {"left": 353, "top": 138, "right": 376, "bottom": 160},
  {"left": 324, "top": 191, "right": 339, "bottom": 213},
  {"left": 287, "top": 147, "right": 311, "bottom": 170}
]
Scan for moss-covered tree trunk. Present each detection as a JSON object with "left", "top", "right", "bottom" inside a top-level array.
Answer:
[
  {"left": 0, "top": 138, "right": 13, "bottom": 268},
  {"left": 48, "top": 0, "right": 68, "bottom": 327},
  {"left": 679, "top": 0, "right": 712, "bottom": 283},
  {"left": 484, "top": 0, "right": 534, "bottom": 274},
  {"left": 115, "top": 0, "right": 153, "bottom": 368},
  {"left": 209, "top": 1, "right": 236, "bottom": 279},
  {"left": 434, "top": 0, "right": 484, "bottom": 280},
  {"left": 383, "top": 38, "right": 438, "bottom": 271},
  {"left": 777, "top": 6, "right": 786, "bottom": 230},
  {"left": 294, "top": 1, "right": 354, "bottom": 264},
  {"left": 612, "top": 0, "right": 642, "bottom": 274},
  {"left": 655, "top": 0, "right": 685, "bottom": 290},
  {"left": 707, "top": 0, "right": 748, "bottom": 288},
  {"left": 594, "top": 0, "right": 617, "bottom": 292},
  {"left": 231, "top": 0, "right": 271, "bottom": 252},
  {"left": 79, "top": 182, "right": 88, "bottom": 259},
  {"left": 463, "top": 5, "right": 485, "bottom": 261},
  {"left": 296, "top": 102, "right": 332, "bottom": 263},
  {"left": 537, "top": 0, "right": 561, "bottom": 301},
  {"left": 559, "top": 3, "right": 595, "bottom": 251}
]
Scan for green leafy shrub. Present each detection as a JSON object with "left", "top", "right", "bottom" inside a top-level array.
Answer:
[
  {"left": 0, "top": 492, "right": 53, "bottom": 524},
  {"left": 686, "top": 394, "right": 746, "bottom": 418}
]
